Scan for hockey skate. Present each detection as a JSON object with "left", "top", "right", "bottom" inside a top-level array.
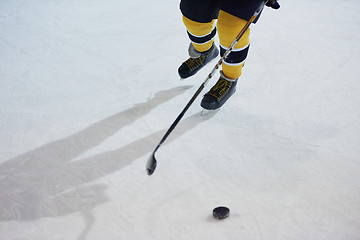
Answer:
[
  {"left": 178, "top": 43, "right": 219, "bottom": 79},
  {"left": 201, "top": 71, "right": 238, "bottom": 111}
]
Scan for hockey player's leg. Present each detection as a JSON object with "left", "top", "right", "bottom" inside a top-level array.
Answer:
[
  {"left": 178, "top": 16, "right": 219, "bottom": 79},
  {"left": 201, "top": 11, "right": 250, "bottom": 110}
]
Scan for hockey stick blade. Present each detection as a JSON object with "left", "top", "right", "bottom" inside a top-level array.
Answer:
[{"left": 146, "top": 151, "right": 157, "bottom": 175}]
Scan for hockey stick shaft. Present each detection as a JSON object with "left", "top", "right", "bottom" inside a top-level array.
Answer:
[{"left": 146, "top": 1, "right": 266, "bottom": 175}]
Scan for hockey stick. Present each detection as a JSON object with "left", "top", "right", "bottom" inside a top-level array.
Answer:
[{"left": 146, "top": 1, "right": 267, "bottom": 175}]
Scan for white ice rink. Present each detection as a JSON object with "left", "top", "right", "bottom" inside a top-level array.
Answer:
[{"left": 1, "top": 0, "right": 360, "bottom": 239}]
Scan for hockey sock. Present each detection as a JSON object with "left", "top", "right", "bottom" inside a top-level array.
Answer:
[
  {"left": 217, "top": 10, "right": 250, "bottom": 80},
  {"left": 182, "top": 16, "right": 217, "bottom": 53}
]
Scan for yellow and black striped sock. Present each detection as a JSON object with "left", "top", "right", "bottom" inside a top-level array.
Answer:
[
  {"left": 217, "top": 11, "right": 250, "bottom": 80},
  {"left": 182, "top": 16, "right": 216, "bottom": 53}
]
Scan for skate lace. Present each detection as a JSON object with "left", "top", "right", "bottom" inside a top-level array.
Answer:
[
  {"left": 208, "top": 79, "right": 232, "bottom": 100},
  {"left": 185, "top": 55, "right": 205, "bottom": 71}
]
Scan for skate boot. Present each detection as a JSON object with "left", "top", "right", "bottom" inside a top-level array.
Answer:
[
  {"left": 178, "top": 43, "right": 219, "bottom": 79},
  {"left": 201, "top": 71, "right": 238, "bottom": 110}
]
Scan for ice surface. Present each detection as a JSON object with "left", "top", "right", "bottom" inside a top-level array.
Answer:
[{"left": 1, "top": 0, "right": 360, "bottom": 239}]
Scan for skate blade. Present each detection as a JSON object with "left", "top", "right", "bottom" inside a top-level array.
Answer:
[
  {"left": 179, "top": 77, "right": 189, "bottom": 81},
  {"left": 201, "top": 108, "right": 219, "bottom": 116}
]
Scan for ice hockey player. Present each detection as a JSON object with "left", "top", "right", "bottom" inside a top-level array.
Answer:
[{"left": 178, "top": 0, "right": 280, "bottom": 110}]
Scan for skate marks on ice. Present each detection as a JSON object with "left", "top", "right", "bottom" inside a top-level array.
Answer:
[{"left": 0, "top": 85, "right": 216, "bottom": 237}]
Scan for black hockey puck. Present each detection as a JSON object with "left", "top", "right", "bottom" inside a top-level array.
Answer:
[{"left": 212, "top": 206, "right": 230, "bottom": 219}]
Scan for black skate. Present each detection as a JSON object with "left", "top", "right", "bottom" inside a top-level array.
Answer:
[
  {"left": 178, "top": 43, "right": 219, "bottom": 79},
  {"left": 201, "top": 71, "right": 238, "bottom": 110}
]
